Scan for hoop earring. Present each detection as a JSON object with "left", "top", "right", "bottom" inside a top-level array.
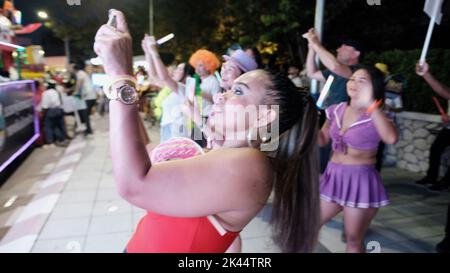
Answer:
[
  {"left": 261, "top": 135, "right": 269, "bottom": 143},
  {"left": 247, "top": 128, "right": 268, "bottom": 148}
]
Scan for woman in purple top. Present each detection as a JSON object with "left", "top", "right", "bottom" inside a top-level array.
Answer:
[{"left": 318, "top": 66, "right": 398, "bottom": 253}]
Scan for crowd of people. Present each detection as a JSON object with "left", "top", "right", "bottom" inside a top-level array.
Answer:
[
  {"left": 86, "top": 9, "right": 449, "bottom": 253},
  {"left": 35, "top": 62, "right": 104, "bottom": 147}
]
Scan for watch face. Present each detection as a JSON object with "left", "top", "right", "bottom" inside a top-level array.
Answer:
[{"left": 118, "top": 85, "right": 138, "bottom": 105}]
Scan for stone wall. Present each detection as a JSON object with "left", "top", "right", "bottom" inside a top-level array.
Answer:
[{"left": 385, "top": 111, "right": 450, "bottom": 176}]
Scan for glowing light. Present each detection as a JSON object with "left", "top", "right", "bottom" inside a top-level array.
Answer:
[
  {"left": 3, "top": 195, "right": 18, "bottom": 208},
  {"left": 0, "top": 41, "right": 25, "bottom": 50},
  {"left": 37, "top": 11, "right": 48, "bottom": 19}
]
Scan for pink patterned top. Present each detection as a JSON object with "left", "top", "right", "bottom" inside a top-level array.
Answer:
[{"left": 150, "top": 137, "right": 204, "bottom": 163}]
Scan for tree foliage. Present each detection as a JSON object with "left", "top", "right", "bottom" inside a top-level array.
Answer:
[
  {"left": 364, "top": 49, "right": 450, "bottom": 114},
  {"left": 215, "top": 0, "right": 315, "bottom": 68},
  {"left": 41, "top": 0, "right": 450, "bottom": 71}
]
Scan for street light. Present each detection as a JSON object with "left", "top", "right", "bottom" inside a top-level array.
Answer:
[
  {"left": 36, "top": 10, "right": 71, "bottom": 64},
  {"left": 37, "top": 11, "right": 48, "bottom": 20}
]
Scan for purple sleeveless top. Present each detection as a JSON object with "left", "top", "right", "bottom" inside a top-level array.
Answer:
[{"left": 326, "top": 102, "right": 381, "bottom": 154}]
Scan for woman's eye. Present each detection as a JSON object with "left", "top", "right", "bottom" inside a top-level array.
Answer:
[{"left": 233, "top": 88, "right": 243, "bottom": 95}]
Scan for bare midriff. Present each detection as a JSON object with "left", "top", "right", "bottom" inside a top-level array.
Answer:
[{"left": 330, "top": 146, "right": 377, "bottom": 165}]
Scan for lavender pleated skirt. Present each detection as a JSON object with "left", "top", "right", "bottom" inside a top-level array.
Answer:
[{"left": 320, "top": 162, "right": 390, "bottom": 208}]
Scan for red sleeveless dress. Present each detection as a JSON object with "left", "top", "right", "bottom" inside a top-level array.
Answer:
[
  {"left": 126, "top": 212, "right": 239, "bottom": 253},
  {"left": 126, "top": 138, "right": 240, "bottom": 253}
]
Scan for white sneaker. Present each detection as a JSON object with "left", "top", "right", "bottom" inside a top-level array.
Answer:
[{"left": 42, "top": 144, "right": 56, "bottom": 149}]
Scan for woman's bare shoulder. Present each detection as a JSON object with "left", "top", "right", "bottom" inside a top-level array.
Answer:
[
  {"left": 208, "top": 147, "right": 272, "bottom": 171},
  {"left": 207, "top": 147, "right": 273, "bottom": 191}
]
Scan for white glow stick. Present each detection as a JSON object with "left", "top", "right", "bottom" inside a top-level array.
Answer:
[
  {"left": 157, "top": 33, "right": 175, "bottom": 45},
  {"left": 214, "top": 71, "right": 222, "bottom": 85},
  {"left": 316, "top": 75, "right": 334, "bottom": 109},
  {"left": 186, "top": 77, "right": 196, "bottom": 102},
  {"left": 0, "top": 41, "right": 25, "bottom": 50},
  {"left": 419, "top": 0, "right": 442, "bottom": 65}
]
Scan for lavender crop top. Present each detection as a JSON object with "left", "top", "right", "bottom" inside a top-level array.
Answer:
[{"left": 326, "top": 102, "right": 381, "bottom": 154}]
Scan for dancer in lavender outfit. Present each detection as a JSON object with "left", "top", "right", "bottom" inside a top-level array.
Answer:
[{"left": 318, "top": 65, "right": 398, "bottom": 253}]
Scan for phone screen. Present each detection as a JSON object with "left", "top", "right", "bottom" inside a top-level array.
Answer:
[{"left": 107, "top": 15, "right": 117, "bottom": 28}]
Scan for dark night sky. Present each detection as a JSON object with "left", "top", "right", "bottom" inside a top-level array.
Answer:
[
  {"left": 13, "top": 0, "right": 63, "bottom": 55},
  {"left": 7, "top": 1, "right": 450, "bottom": 58},
  {"left": 13, "top": 0, "right": 114, "bottom": 24},
  {"left": 12, "top": 0, "right": 128, "bottom": 56},
  {"left": 14, "top": 0, "right": 54, "bottom": 25}
]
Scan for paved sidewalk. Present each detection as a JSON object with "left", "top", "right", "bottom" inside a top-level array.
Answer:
[{"left": 0, "top": 114, "right": 448, "bottom": 253}]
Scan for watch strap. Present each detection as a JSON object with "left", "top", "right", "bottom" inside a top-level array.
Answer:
[{"left": 104, "top": 75, "right": 137, "bottom": 100}]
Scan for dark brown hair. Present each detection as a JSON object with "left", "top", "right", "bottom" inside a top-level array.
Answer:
[
  {"left": 347, "top": 65, "right": 386, "bottom": 106},
  {"left": 358, "top": 65, "right": 385, "bottom": 102},
  {"left": 262, "top": 70, "right": 320, "bottom": 252}
]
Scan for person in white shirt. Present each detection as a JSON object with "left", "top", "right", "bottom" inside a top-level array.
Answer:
[
  {"left": 141, "top": 34, "right": 194, "bottom": 142},
  {"left": 74, "top": 62, "right": 94, "bottom": 136},
  {"left": 41, "top": 80, "right": 69, "bottom": 147},
  {"left": 187, "top": 49, "right": 221, "bottom": 146},
  {"left": 188, "top": 49, "right": 221, "bottom": 118}
]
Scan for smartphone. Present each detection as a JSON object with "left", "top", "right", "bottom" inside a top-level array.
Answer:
[{"left": 107, "top": 14, "right": 117, "bottom": 29}]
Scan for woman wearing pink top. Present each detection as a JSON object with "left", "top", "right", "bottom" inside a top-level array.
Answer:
[{"left": 318, "top": 66, "right": 398, "bottom": 253}]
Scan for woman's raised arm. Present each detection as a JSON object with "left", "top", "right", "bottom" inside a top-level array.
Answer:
[{"left": 94, "top": 10, "right": 269, "bottom": 218}]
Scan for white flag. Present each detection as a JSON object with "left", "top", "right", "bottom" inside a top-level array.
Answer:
[{"left": 424, "top": 0, "right": 443, "bottom": 25}]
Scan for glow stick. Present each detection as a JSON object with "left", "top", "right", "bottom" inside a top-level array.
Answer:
[
  {"left": 214, "top": 71, "right": 222, "bottom": 85},
  {"left": 419, "top": 0, "right": 442, "bottom": 65},
  {"left": 316, "top": 75, "right": 334, "bottom": 109},
  {"left": 0, "top": 41, "right": 25, "bottom": 50},
  {"left": 186, "top": 77, "right": 196, "bottom": 102},
  {"left": 432, "top": 96, "right": 446, "bottom": 116},
  {"left": 156, "top": 33, "right": 175, "bottom": 45}
]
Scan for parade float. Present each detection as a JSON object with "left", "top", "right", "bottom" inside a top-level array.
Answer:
[{"left": 0, "top": 1, "right": 42, "bottom": 174}]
